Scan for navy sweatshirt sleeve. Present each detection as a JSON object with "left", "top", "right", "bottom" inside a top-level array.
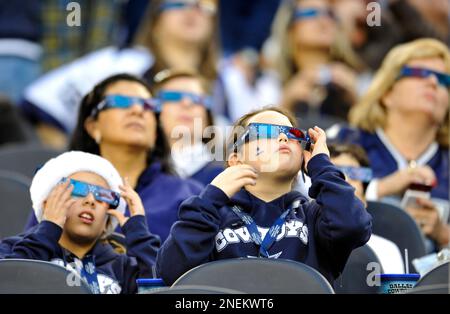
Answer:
[
  {"left": 0, "top": 221, "right": 62, "bottom": 260},
  {"left": 24, "top": 210, "right": 38, "bottom": 231},
  {"left": 119, "top": 215, "right": 161, "bottom": 294},
  {"left": 307, "top": 154, "right": 372, "bottom": 277},
  {"left": 156, "top": 185, "right": 229, "bottom": 285}
]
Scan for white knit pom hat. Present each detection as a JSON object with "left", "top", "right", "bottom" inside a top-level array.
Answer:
[{"left": 30, "top": 151, "right": 126, "bottom": 234}]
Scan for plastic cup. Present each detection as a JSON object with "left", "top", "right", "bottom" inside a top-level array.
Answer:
[
  {"left": 136, "top": 278, "right": 166, "bottom": 294},
  {"left": 378, "top": 274, "right": 420, "bottom": 294}
]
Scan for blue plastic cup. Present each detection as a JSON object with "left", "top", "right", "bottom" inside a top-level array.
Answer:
[
  {"left": 136, "top": 278, "right": 166, "bottom": 294},
  {"left": 378, "top": 274, "right": 420, "bottom": 294}
]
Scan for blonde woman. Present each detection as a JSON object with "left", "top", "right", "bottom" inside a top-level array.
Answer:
[{"left": 331, "top": 38, "right": 450, "bottom": 250}]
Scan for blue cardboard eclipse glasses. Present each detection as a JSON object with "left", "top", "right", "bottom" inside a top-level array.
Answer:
[
  {"left": 61, "top": 178, "right": 120, "bottom": 209},
  {"left": 90, "top": 95, "right": 160, "bottom": 117},
  {"left": 234, "top": 123, "right": 312, "bottom": 151},
  {"left": 398, "top": 66, "right": 450, "bottom": 88},
  {"left": 159, "top": 0, "right": 217, "bottom": 15},
  {"left": 292, "top": 8, "right": 336, "bottom": 23},
  {"left": 337, "top": 166, "right": 373, "bottom": 183},
  {"left": 158, "top": 90, "right": 212, "bottom": 109}
]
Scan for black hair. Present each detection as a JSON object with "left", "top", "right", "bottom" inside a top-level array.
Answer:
[{"left": 69, "top": 73, "right": 174, "bottom": 174}]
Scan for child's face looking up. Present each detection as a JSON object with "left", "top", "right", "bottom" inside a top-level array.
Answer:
[
  {"left": 60, "top": 172, "right": 111, "bottom": 243},
  {"left": 239, "top": 110, "right": 304, "bottom": 176}
]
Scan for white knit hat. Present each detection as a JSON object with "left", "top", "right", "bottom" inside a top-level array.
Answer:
[{"left": 30, "top": 151, "right": 126, "bottom": 234}]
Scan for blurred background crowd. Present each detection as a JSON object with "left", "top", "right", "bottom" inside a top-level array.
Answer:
[
  {"left": 0, "top": 0, "right": 448, "bottom": 146},
  {"left": 0, "top": 0, "right": 449, "bottom": 278}
]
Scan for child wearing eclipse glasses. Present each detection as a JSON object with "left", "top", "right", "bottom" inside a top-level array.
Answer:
[
  {"left": 0, "top": 151, "right": 160, "bottom": 294},
  {"left": 156, "top": 107, "right": 372, "bottom": 285}
]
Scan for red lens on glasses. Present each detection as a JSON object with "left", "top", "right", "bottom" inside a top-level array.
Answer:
[{"left": 289, "top": 128, "right": 305, "bottom": 139}]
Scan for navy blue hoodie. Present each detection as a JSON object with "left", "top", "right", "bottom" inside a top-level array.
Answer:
[
  {"left": 25, "top": 162, "right": 204, "bottom": 243},
  {"left": 1, "top": 215, "right": 159, "bottom": 294},
  {"left": 190, "top": 161, "right": 224, "bottom": 186},
  {"left": 156, "top": 154, "right": 372, "bottom": 285}
]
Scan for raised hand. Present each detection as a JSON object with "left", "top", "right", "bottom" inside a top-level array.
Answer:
[
  {"left": 377, "top": 166, "right": 436, "bottom": 198},
  {"left": 107, "top": 178, "right": 145, "bottom": 227},
  {"left": 42, "top": 180, "right": 76, "bottom": 228},
  {"left": 303, "top": 126, "right": 330, "bottom": 168},
  {"left": 211, "top": 165, "right": 258, "bottom": 198}
]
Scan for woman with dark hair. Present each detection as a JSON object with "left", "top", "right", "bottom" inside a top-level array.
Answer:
[{"left": 26, "top": 73, "right": 203, "bottom": 242}]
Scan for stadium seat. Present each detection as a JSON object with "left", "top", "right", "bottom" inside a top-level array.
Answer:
[
  {"left": 335, "top": 244, "right": 382, "bottom": 294},
  {"left": 0, "top": 259, "right": 92, "bottom": 294},
  {"left": 367, "top": 201, "right": 427, "bottom": 272},
  {"left": 0, "top": 170, "right": 32, "bottom": 239},
  {"left": 0, "top": 143, "right": 61, "bottom": 179},
  {"left": 409, "top": 262, "right": 449, "bottom": 294},
  {"left": 172, "top": 258, "right": 335, "bottom": 294}
]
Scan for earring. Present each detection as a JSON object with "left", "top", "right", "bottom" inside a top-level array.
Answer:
[{"left": 95, "top": 133, "right": 102, "bottom": 144}]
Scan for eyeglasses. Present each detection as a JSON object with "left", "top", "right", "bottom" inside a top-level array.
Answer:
[
  {"left": 159, "top": 0, "right": 217, "bottom": 15},
  {"left": 158, "top": 90, "right": 212, "bottom": 109},
  {"left": 291, "top": 8, "right": 336, "bottom": 23},
  {"left": 398, "top": 66, "right": 450, "bottom": 88},
  {"left": 337, "top": 166, "right": 373, "bottom": 183},
  {"left": 234, "top": 123, "right": 311, "bottom": 150},
  {"left": 60, "top": 178, "right": 120, "bottom": 209},
  {"left": 90, "top": 95, "right": 160, "bottom": 117}
]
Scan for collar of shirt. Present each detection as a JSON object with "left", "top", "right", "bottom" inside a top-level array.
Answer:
[
  {"left": 171, "top": 142, "right": 213, "bottom": 178},
  {"left": 375, "top": 128, "right": 438, "bottom": 169}
]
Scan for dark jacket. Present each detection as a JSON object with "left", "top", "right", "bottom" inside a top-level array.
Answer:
[
  {"left": 334, "top": 126, "right": 449, "bottom": 201},
  {"left": 25, "top": 162, "right": 204, "bottom": 243},
  {"left": 1, "top": 215, "right": 159, "bottom": 294},
  {"left": 0, "top": 0, "right": 42, "bottom": 42},
  {"left": 156, "top": 154, "right": 372, "bottom": 285}
]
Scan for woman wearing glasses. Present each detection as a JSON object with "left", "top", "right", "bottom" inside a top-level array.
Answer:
[
  {"left": 26, "top": 74, "right": 204, "bottom": 243},
  {"left": 22, "top": 0, "right": 220, "bottom": 147},
  {"left": 221, "top": 0, "right": 364, "bottom": 124},
  {"left": 331, "top": 38, "right": 450, "bottom": 251},
  {"left": 151, "top": 69, "right": 224, "bottom": 185}
]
